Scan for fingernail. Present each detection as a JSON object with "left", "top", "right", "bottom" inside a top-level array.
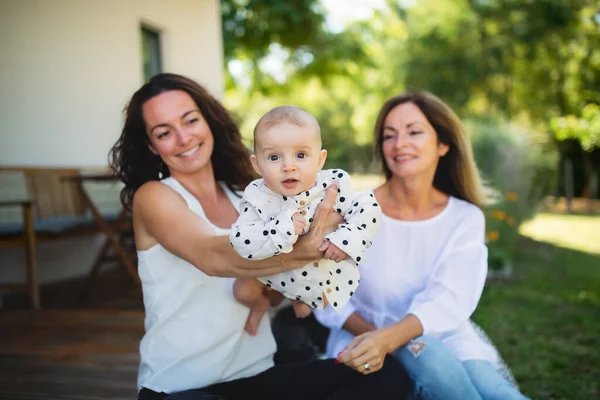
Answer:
[
  {"left": 337, "top": 351, "right": 344, "bottom": 357},
  {"left": 334, "top": 359, "right": 340, "bottom": 364}
]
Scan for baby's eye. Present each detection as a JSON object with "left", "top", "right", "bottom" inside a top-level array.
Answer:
[
  {"left": 268, "top": 154, "right": 280, "bottom": 161},
  {"left": 297, "top": 152, "right": 307, "bottom": 159}
]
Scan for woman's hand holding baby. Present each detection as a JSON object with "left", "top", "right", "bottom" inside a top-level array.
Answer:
[{"left": 296, "top": 185, "right": 344, "bottom": 262}]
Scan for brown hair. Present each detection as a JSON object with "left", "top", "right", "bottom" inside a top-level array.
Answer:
[
  {"left": 109, "top": 73, "right": 255, "bottom": 210},
  {"left": 374, "top": 91, "right": 484, "bottom": 207}
]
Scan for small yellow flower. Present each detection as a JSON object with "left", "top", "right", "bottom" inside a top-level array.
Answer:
[
  {"left": 492, "top": 210, "right": 505, "bottom": 221},
  {"left": 487, "top": 231, "right": 500, "bottom": 241},
  {"left": 507, "top": 216, "right": 518, "bottom": 227},
  {"left": 506, "top": 192, "right": 518, "bottom": 201}
]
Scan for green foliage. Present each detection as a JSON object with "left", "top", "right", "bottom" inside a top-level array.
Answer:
[
  {"left": 223, "top": 0, "right": 599, "bottom": 197},
  {"left": 484, "top": 195, "right": 522, "bottom": 269},
  {"left": 469, "top": 120, "right": 557, "bottom": 265},
  {"left": 470, "top": 121, "right": 557, "bottom": 210},
  {"left": 467, "top": 0, "right": 597, "bottom": 121},
  {"left": 551, "top": 104, "right": 600, "bottom": 152},
  {"left": 221, "top": 0, "right": 369, "bottom": 93},
  {"left": 221, "top": 0, "right": 325, "bottom": 59},
  {"left": 403, "top": 0, "right": 482, "bottom": 110}
]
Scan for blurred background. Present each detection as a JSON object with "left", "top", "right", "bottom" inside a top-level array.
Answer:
[{"left": 0, "top": 0, "right": 598, "bottom": 399}]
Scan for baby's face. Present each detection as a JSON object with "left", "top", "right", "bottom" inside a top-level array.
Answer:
[{"left": 251, "top": 122, "right": 327, "bottom": 197}]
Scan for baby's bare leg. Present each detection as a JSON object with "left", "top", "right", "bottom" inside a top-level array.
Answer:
[
  {"left": 233, "top": 278, "right": 270, "bottom": 336},
  {"left": 233, "top": 278, "right": 266, "bottom": 308},
  {"left": 292, "top": 292, "right": 329, "bottom": 318},
  {"left": 292, "top": 301, "right": 313, "bottom": 318}
]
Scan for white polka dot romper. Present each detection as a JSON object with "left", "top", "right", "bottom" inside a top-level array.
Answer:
[{"left": 230, "top": 169, "right": 382, "bottom": 311}]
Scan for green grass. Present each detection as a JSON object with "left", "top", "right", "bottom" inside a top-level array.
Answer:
[{"left": 473, "top": 213, "right": 600, "bottom": 400}]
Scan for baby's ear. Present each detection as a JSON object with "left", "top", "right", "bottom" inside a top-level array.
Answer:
[
  {"left": 250, "top": 154, "right": 261, "bottom": 176},
  {"left": 318, "top": 149, "right": 327, "bottom": 169}
]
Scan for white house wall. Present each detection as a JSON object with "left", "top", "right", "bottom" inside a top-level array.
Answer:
[
  {"left": 0, "top": 0, "right": 224, "bottom": 167},
  {"left": 0, "top": 0, "right": 224, "bottom": 290}
]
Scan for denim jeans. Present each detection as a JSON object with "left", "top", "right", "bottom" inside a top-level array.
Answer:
[{"left": 393, "top": 336, "right": 530, "bottom": 400}]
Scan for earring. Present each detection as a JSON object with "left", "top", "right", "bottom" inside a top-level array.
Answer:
[{"left": 158, "top": 160, "right": 164, "bottom": 179}]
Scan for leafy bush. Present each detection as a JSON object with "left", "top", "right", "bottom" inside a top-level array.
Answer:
[
  {"left": 468, "top": 120, "right": 557, "bottom": 268},
  {"left": 484, "top": 193, "right": 521, "bottom": 270}
]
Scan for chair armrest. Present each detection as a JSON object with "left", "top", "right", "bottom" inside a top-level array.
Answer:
[
  {"left": 0, "top": 200, "right": 35, "bottom": 235},
  {"left": 0, "top": 199, "right": 33, "bottom": 208}
]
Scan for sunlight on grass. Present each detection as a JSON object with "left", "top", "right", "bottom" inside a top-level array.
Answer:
[{"left": 520, "top": 213, "right": 600, "bottom": 255}]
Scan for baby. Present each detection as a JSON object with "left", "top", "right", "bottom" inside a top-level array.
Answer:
[{"left": 230, "top": 105, "right": 381, "bottom": 335}]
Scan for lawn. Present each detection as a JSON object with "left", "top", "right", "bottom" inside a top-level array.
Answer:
[
  {"left": 520, "top": 213, "right": 600, "bottom": 255},
  {"left": 473, "top": 213, "right": 600, "bottom": 400}
]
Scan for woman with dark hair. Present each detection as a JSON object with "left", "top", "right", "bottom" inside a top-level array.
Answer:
[
  {"left": 109, "top": 73, "right": 411, "bottom": 400},
  {"left": 316, "top": 91, "right": 530, "bottom": 400}
]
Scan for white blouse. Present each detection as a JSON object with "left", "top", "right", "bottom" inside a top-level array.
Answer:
[{"left": 315, "top": 196, "right": 501, "bottom": 365}]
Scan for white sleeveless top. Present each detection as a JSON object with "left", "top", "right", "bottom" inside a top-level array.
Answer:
[{"left": 137, "top": 177, "right": 276, "bottom": 394}]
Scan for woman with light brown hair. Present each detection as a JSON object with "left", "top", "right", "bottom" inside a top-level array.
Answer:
[{"left": 316, "top": 91, "right": 530, "bottom": 399}]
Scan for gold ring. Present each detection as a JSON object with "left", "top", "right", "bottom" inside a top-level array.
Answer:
[{"left": 363, "top": 362, "right": 371, "bottom": 371}]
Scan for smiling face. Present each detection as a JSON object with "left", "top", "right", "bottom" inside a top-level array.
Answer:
[
  {"left": 143, "top": 90, "right": 214, "bottom": 177},
  {"left": 381, "top": 102, "right": 449, "bottom": 180},
  {"left": 251, "top": 122, "right": 327, "bottom": 196}
]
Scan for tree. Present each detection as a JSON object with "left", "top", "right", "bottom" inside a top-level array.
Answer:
[
  {"left": 551, "top": 104, "right": 600, "bottom": 198},
  {"left": 403, "top": 0, "right": 482, "bottom": 112},
  {"left": 221, "top": 0, "right": 367, "bottom": 93}
]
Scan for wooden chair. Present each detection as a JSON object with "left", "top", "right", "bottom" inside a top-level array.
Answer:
[
  {"left": 0, "top": 199, "right": 38, "bottom": 307},
  {"left": 0, "top": 167, "right": 89, "bottom": 308},
  {"left": 1, "top": 167, "right": 138, "bottom": 308}
]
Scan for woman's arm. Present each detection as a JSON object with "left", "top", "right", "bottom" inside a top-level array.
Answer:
[
  {"left": 318, "top": 307, "right": 420, "bottom": 357},
  {"left": 133, "top": 182, "right": 342, "bottom": 278},
  {"left": 404, "top": 209, "right": 488, "bottom": 334},
  {"left": 342, "top": 312, "right": 377, "bottom": 336},
  {"left": 230, "top": 203, "right": 299, "bottom": 259}
]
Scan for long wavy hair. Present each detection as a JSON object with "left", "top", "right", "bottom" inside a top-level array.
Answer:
[
  {"left": 373, "top": 91, "right": 484, "bottom": 207},
  {"left": 109, "top": 73, "right": 255, "bottom": 210}
]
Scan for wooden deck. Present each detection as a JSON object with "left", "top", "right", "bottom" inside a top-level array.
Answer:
[{"left": 0, "top": 268, "right": 144, "bottom": 399}]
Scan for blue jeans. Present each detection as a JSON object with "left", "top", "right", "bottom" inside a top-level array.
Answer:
[{"left": 393, "top": 336, "right": 530, "bottom": 400}]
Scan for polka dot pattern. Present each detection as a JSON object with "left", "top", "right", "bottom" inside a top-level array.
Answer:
[{"left": 229, "top": 169, "right": 381, "bottom": 310}]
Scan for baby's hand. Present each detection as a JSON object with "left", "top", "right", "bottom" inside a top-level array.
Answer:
[
  {"left": 321, "top": 241, "right": 350, "bottom": 263},
  {"left": 292, "top": 213, "right": 306, "bottom": 235}
]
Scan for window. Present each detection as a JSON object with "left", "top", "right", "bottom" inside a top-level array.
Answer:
[{"left": 141, "top": 26, "right": 162, "bottom": 82}]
